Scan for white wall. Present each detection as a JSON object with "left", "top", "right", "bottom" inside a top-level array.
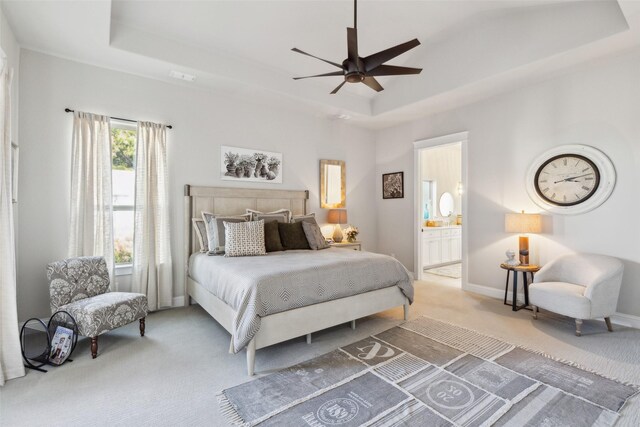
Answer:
[
  {"left": 17, "top": 50, "right": 377, "bottom": 321},
  {"left": 376, "top": 49, "right": 640, "bottom": 317}
]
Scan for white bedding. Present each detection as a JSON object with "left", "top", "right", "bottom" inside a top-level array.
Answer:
[{"left": 189, "top": 248, "right": 413, "bottom": 352}]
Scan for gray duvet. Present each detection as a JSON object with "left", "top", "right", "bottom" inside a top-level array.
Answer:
[{"left": 189, "top": 248, "right": 413, "bottom": 353}]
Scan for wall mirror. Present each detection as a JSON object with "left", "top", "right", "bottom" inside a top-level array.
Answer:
[
  {"left": 439, "top": 192, "right": 454, "bottom": 216},
  {"left": 320, "top": 159, "right": 346, "bottom": 208}
]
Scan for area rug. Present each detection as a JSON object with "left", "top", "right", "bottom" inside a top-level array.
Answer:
[
  {"left": 425, "top": 263, "right": 462, "bottom": 279},
  {"left": 218, "top": 317, "right": 638, "bottom": 426}
]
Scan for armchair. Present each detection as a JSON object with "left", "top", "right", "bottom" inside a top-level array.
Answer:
[
  {"left": 529, "top": 253, "right": 624, "bottom": 336},
  {"left": 46, "top": 256, "right": 148, "bottom": 358}
]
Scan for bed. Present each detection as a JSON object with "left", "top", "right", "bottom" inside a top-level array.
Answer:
[{"left": 184, "top": 185, "right": 413, "bottom": 375}]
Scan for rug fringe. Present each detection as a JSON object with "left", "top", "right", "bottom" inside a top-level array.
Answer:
[
  {"left": 217, "top": 392, "right": 246, "bottom": 426},
  {"left": 417, "top": 315, "right": 640, "bottom": 390},
  {"left": 515, "top": 343, "right": 640, "bottom": 390}
]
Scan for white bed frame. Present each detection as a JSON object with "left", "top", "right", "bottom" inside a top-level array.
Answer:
[{"left": 184, "top": 185, "right": 409, "bottom": 375}]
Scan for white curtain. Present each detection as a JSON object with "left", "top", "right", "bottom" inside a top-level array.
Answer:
[
  {"left": 0, "top": 63, "right": 25, "bottom": 385},
  {"left": 68, "top": 111, "right": 114, "bottom": 276},
  {"left": 132, "top": 121, "right": 172, "bottom": 311}
]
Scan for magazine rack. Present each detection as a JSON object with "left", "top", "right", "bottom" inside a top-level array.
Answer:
[{"left": 20, "top": 311, "right": 78, "bottom": 373}]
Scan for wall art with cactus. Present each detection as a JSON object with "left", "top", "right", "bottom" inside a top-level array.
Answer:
[{"left": 221, "top": 145, "right": 282, "bottom": 184}]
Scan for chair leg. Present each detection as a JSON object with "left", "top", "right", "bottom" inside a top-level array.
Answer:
[
  {"left": 140, "top": 317, "right": 146, "bottom": 337},
  {"left": 575, "top": 319, "right": 583, "bottom": 337},
  {"left": 532, "top": 305, "right": 538, "bottom": 319},
  {"left": 91, "top": 337, "right": 98, "bottom": 359},
  {"left": 605, "top": 317, "right": 613, "bottom": 332}
]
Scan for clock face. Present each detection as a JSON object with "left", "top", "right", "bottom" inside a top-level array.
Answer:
[
  {"left": 534, "top": 154, "right": 600, "bottom": 206},
  {"left": 526, "top": 145, "right": 615, "bottom": 215}
]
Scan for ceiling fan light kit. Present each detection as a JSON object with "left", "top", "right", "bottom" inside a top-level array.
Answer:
[{"left": 292, "top": 0, "right": 422, "bottom": 94}]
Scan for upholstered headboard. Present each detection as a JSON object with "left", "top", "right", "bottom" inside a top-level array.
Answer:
[{"left": 183, "top": 185, "right": 309, "bottom": 294}]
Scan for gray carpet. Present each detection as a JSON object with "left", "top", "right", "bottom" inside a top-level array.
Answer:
[{"left": 2, "top": 279, "right": 639, "bottom": 426}]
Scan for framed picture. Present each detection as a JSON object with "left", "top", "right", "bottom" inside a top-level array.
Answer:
[
  {"left": 382, "top": 171, "right": 404, "bottom": 199},
  {"left": 221, "top": 145, "right": 282, "bottom": 184},
  {"left": 11, "top": 142, "right": 18, "bottom": 203}
]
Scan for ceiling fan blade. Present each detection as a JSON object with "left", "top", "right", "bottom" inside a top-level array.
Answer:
[
  {"left": 330, "top": 81, "right": 346, "bottom": 94},
  {"left": 347, "top": 27, "right": 358, "bottom": 66},
  {"left": 366, "top": 65, "right": 422, "bottom": 76},
  {"left": 362, "top": 76, "right": 384, "bottom": 92},
  {"left": 293, "top": 71, "right": 345, "bottom": 80},
  {"left": 363, "top": 39, "right": 421, "bottom": 72},
  {"left": 291, "top": 48, "right": 344, "bottom": 69}
]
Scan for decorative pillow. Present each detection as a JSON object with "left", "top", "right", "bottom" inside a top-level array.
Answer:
[
  {"left": 264, "top": 220, "right": 284, "bottom": 252},
  {"left": 254, "top": 213, "right": 289, "bottom": 223},
  {"left": 192, "top": 218, "right": 209, "bottom": 253},
  {"left": 301, "top": 221, "right": 330, "bottom": 250},
  {"left": 224, "top": 220, "right": 267, "bottom": 257},
  {"left": 246, "top": 208, "right": 292, "bottom": 223},
  {"left": 291, "top": 213, "right": 317, "bottom": 224},
  {"left": 202, "top": 212, "right": 250, "bottom": 255},
  {"left": 278, "top": 221, "right": 311, "bottom": 250}
]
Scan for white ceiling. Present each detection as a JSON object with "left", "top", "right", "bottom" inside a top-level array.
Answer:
[{"left": 4, "top": 0, "right": 640, "bottom": 128}]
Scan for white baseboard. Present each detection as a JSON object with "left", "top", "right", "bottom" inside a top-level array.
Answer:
[
  {"left": 463, "top": 282, "right": 640, "bottom": 329},
  {"left": 610, "top": 312, "right": 640, "bottom": 329},
  {"left": 172, "top": 296, "right": 185, "bottom": 307},
  {"left": 462, "top": 282, "right": 504, "bottom": 300}
]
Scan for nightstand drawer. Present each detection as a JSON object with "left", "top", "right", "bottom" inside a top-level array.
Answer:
[{"left": 330, "top": 242, "right": 362, "bottom": 251}]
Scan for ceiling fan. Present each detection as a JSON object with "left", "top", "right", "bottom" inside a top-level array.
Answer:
[{"left": 292, "top": 0, "right": 422, "bottom": 94}]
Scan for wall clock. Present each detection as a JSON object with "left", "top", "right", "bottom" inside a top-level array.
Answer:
[{"left": 525, "top": 145, "right": 616, "bottom": 214}]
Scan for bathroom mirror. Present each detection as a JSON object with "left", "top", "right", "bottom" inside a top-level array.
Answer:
[
  {"left": 439, "top": 192, "right": 454, "bottom": 216},
  {"left": 320, "top": 159, "right": 346, "bottom": 208}
]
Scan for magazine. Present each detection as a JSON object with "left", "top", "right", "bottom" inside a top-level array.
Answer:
[{"left": 49, "top": 325, "right": 73, "bottom": 365}]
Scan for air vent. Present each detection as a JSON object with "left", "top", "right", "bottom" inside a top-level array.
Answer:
[{"left": 169, "top": 70, "right": 196, "bottom": 82}]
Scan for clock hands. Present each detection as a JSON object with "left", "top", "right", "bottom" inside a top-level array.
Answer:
[{"left": 553, "top": 173, "right": 593, "bottom": 184}]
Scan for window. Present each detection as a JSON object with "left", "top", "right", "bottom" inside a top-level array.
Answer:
[{"left": 111, "top": 123, "right": 136, "bottom": 266}]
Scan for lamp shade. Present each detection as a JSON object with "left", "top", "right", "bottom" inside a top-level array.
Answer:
[
  {"left": 327, "top": 209, "right": 348, "bottom": 224},
  {"left": 505, "top": 211, "right": 541, "bottom": 234}
]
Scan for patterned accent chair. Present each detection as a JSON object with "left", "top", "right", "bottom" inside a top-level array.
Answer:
[
  {"left": 46, "top": 256, "right": 148, "bottom": 358},
  {"left": 529, "top": 253, "right": 624, "bottom": 336}
]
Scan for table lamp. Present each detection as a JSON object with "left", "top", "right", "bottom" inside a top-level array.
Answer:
[
  {"left": 327, "top": 209, "right": 348, "bottom": 243},
  {"left": 505, "top": 210, "right": 542, "bottom": 265}
]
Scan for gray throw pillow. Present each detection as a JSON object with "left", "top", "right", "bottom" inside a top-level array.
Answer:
[
  {"left": 278, "top": 222, "right": 311, "bottom": 250},
  {"left": 291, "top": 213, "right": 317, "bottom": 224},
  {"left": 253, "top": 213, "right": 289, "bottom": 223},
  {"left": 246, "top": 208, "right": 292, "bottom": 223},
  {"left": 202, "top": 212, "right": 250, "bottom": 255},
  {"left": 301, "top": 221, "right": 330, "bottom": 250}
]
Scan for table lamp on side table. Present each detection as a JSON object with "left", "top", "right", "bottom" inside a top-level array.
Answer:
[
  {"left": 505, "top": 211, "right": 542, "bottom": 265},
  {"left": 327, "top": 209, "right": 348, "bottom": 243}
]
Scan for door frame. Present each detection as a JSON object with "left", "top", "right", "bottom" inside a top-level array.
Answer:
[{"left": 413, "top": 132, "right": 469, "bottom": 285}]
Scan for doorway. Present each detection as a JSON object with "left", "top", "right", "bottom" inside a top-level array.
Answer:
[{"left": 414, "top": 132, "right": 468, "bottom": 288}]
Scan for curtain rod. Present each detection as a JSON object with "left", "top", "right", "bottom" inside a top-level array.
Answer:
[{"left": 64, "top": 108, "right": 173, "bottom": 129}]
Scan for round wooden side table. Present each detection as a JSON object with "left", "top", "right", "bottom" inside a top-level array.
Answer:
[{"left": 500, "top": 263, "right": 541, "bottom": 311}]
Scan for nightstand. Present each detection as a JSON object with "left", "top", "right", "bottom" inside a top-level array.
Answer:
[
  {"left": 329, "top": 241, "right": 362, "bottom": 251},
  {"left": 500, "top": 263, "right": 541, "bottom": 312}
]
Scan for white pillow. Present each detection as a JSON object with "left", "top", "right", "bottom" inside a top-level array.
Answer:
[
  {"left": 192, "top": 218, "right": 209, "bottom": 253},
  {"left": 224, "top": 220, "right": 267, "bottom": 257}
]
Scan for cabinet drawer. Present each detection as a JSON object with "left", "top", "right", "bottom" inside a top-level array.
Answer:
[
  {"left": 441, "top": 229, "right": 452, "bottom": 237},
  {"left": 422, "top": 229, "right": 441, "bottom": 238},
  {"left": 450, "top": 229, "right": 462, "bottom": 237}
]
